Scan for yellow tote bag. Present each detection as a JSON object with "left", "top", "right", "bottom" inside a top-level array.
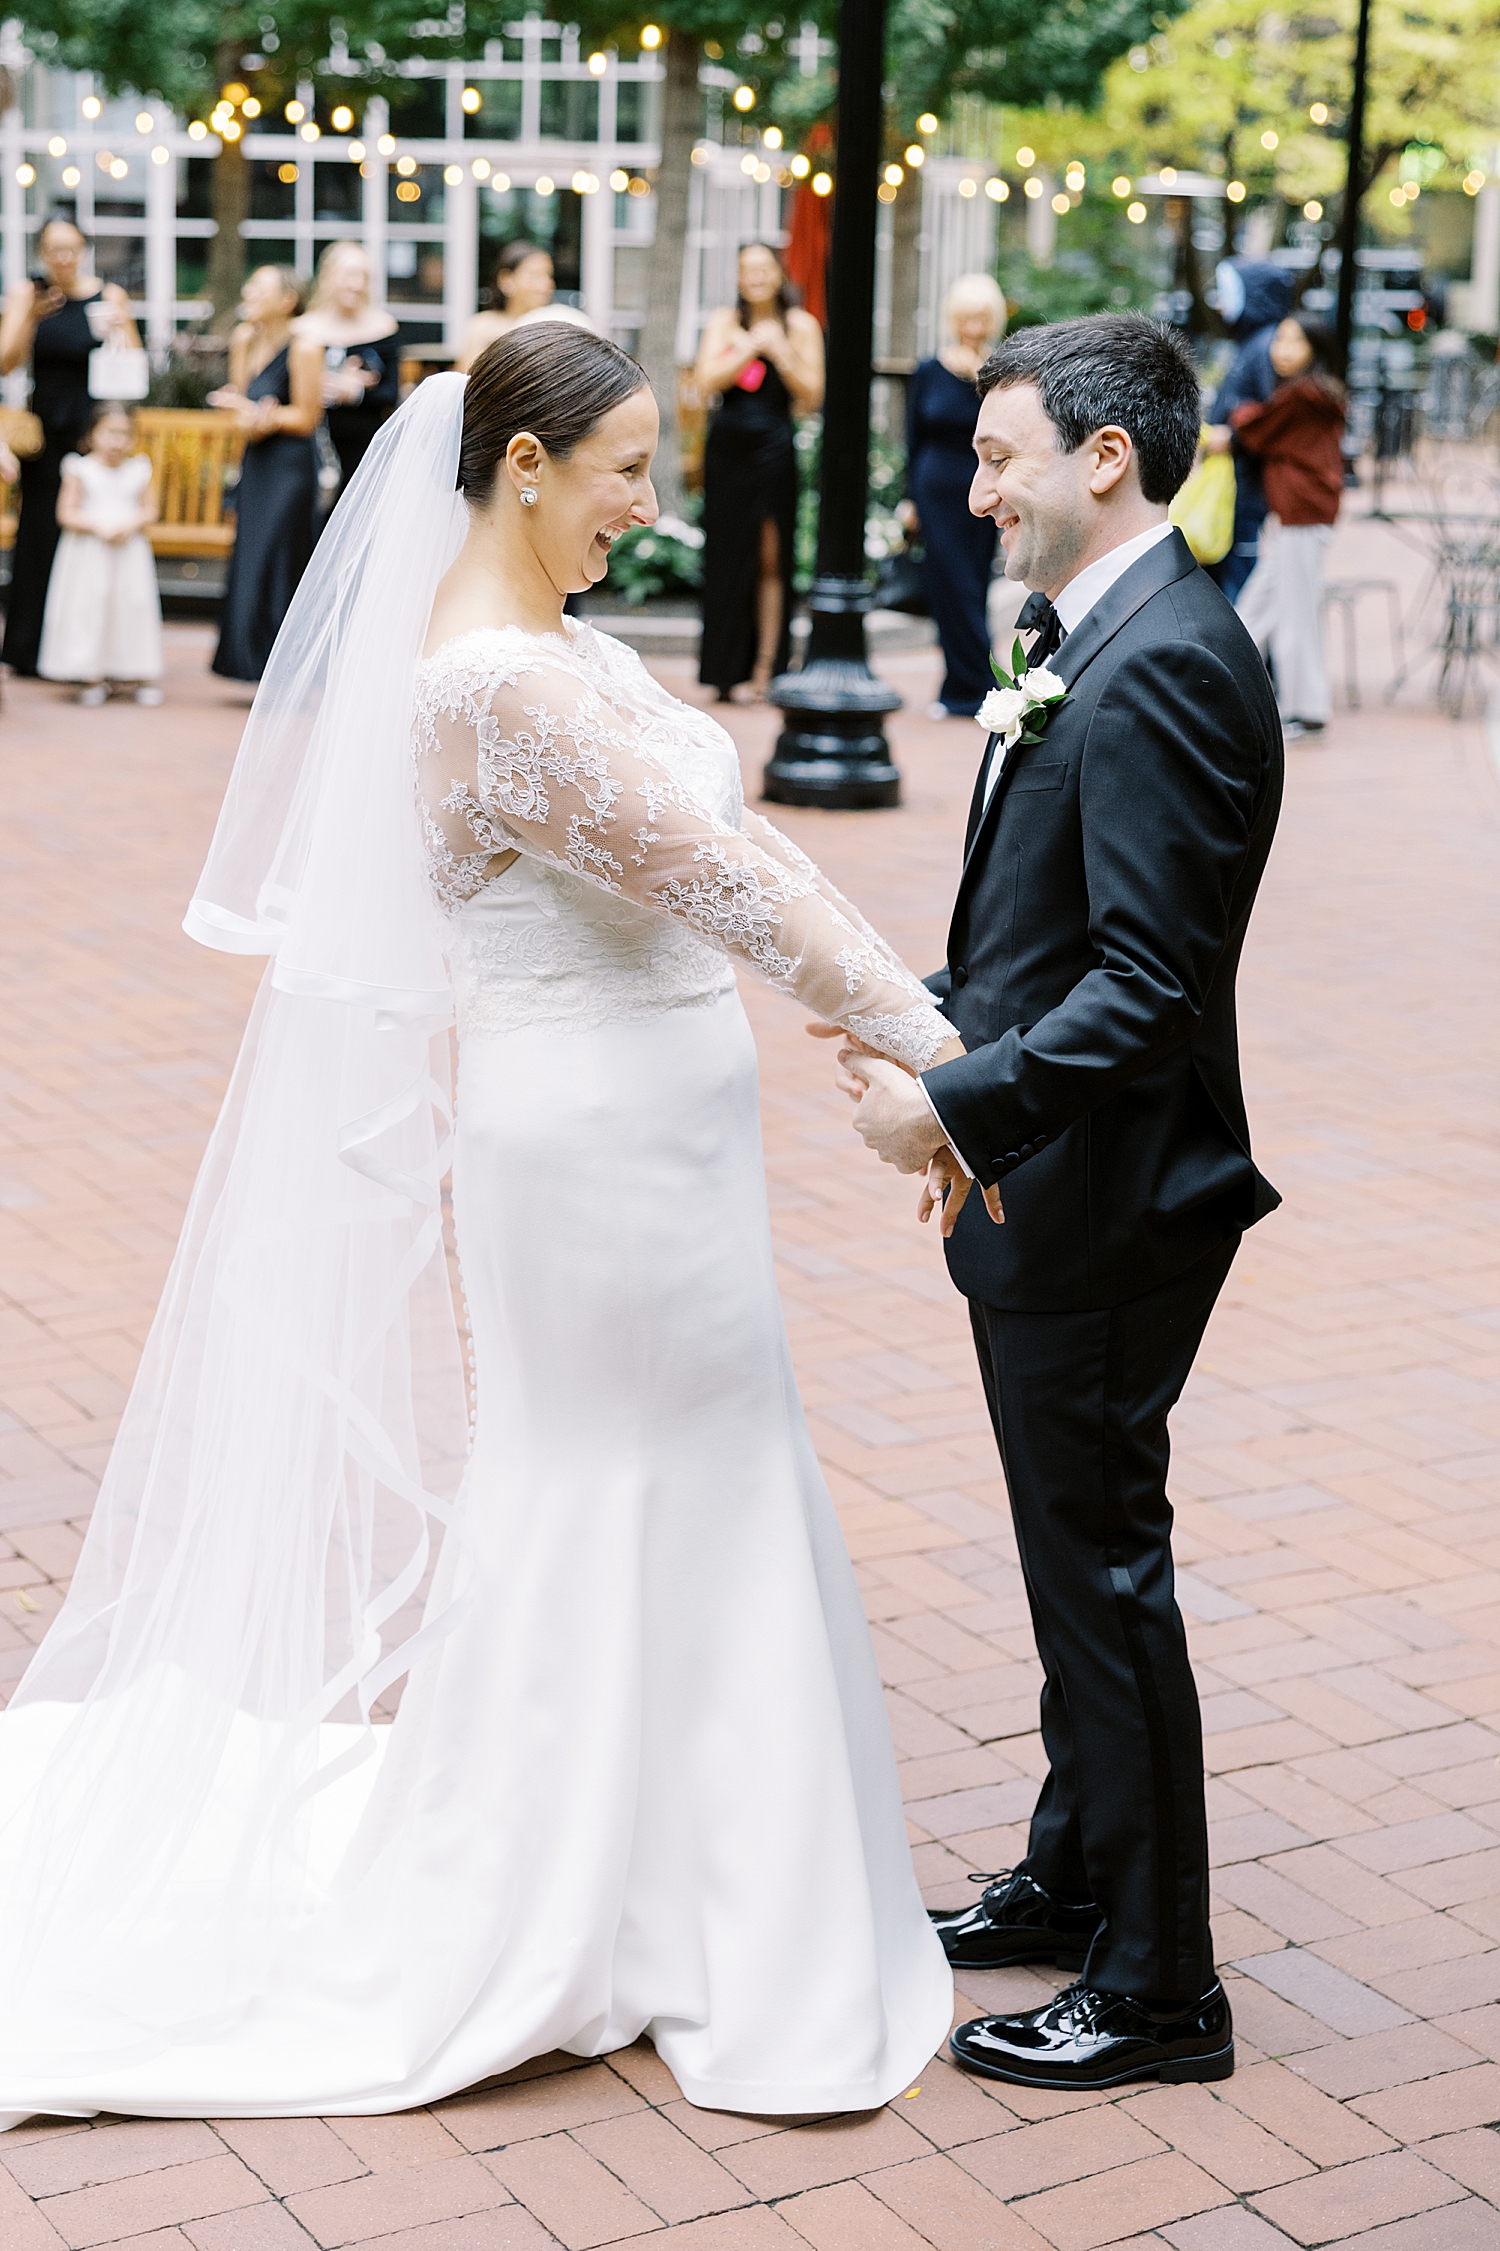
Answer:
[{"left": 1169, "top": 435, "right": 1236, "bottom": 566}]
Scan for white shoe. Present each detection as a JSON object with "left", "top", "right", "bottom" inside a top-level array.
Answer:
[
  {"left": 134, "top": 686, "right": 164, "bottom": 706},
  {"left": 77, "top": 684, "right": 109, "bottom": 706}
]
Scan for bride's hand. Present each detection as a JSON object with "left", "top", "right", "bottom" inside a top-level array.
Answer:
[{"left": 919, "top": 1147, "right": 1003, "bottom": 1236}]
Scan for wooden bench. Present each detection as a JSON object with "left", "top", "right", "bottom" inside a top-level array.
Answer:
[
  {"left": 136, "top": 409, "right": 247, "bottom": 558},
  {"left": 0, "top": 409, "right": 247, "bottom": 559}
]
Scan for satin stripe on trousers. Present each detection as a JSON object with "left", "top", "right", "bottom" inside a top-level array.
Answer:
[{"left": 968, "top": 1235, "right": 1239, "bottom": 2003}]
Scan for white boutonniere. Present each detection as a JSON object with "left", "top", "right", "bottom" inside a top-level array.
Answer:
[{"left": 976, "top": 636, "right": 1069, "bottom": 750}]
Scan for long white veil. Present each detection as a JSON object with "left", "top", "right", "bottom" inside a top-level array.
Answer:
[{"left": 0, "top": 373, "right": 475, "bottom": 2069}]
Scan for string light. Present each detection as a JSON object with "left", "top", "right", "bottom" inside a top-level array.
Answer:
[
  {"left": 1261, "top": 129, "right": 1278, "bottom": 150},
  {"left": 640, "top": 24, "right": 662, "bottom": 47},
  {"left": 47, "top": 135, "right": 66, "bottom": 156},
  {"left": 1303, "top": 199, "right": 1323, "bottom": 219},
  {"left": 285, "top": 100, "right": 305, "bottom": 122},
  {"left": 1024, "top": 176, "right": 1042, "bottom": 198},
  {"left": 15, "top": 162, "right": 34, "bottom": 184},
  {"left": 917, "top": 113, "right": 938, "bottom": 133},
  {"left": 733, "top": 85, "right": 755, "bottom": 111},
  {"left": 1310, "top": 102, "right": 1329, "bottom": 124},
  {"left": 904, "top": 144, "right": 923, "bottom": 166},
  {"left": 278, "top": 161, "right": 298, "bottom": 183},
  {"left": 1127, "top": 200, "right": 1147, "bottom": 222},
  {"left": 587, "top": 51, "right": 607, "bottom": 75},
  {"left": 150, "top": 145, "right": 170, "bottom": 166},
  {"left": 242, "top": 97, "right": 260, "bottom": 117},
  {"left": 1226, "top": 180, "right": 1246, "bottom": 201},
  {"left": 331, "top": 106, "right": 353, "bottom": 131},
  {"left": 535, "top": 175, "right": 555, "bottom": 195},
  {"left": 985, "top": 177, "right": 1007, "bottom": 201},
  {"left": 1016, "top": 145, "right": 1035, "bottom": 166},
  {"left": 1113, "top": 176, "right": 1131, "bottom": 196},
  {"left": 811, "top": 171, "right": 832, "bottom": 195},
  {"left": 609, "top": 167, "right": 628, "bottom": 190},
  {"left": 445, "top": 164, "right": 463, "bottom": 185},
  {"left": 461, "top": 87, "right": 481, "bottom": 113},
  {"left": 135, "top": 111, "right": 153, "bottom": 132},
  {"left": 790, "top": 153, "right": 810, "bottom": 178},
  {"left": 81, "top": 96, "right": 102, "bottom": 119},
  {"left": 957, "top": 177, "right": 977, "bottom": 198}
]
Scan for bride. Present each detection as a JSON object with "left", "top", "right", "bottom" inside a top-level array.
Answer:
[{"left": 0, "top": 325, "right": 961, "bottom": 2129}]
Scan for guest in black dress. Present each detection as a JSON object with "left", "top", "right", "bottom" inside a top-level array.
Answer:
[
  {"left": 0, "top": 217, "right": 140, "bottom": 675},
  {"left": 209, "top": 266, "right": 324, "bottom": 683},
  {"left": 901, "top": 274, "right": 1006, "bottom": 718},
  {"left": 695, "top": 244, "right": 824, "bottom": 702},
  {"left": 297, "top": 241, "right": 400, "bottom": 511}
]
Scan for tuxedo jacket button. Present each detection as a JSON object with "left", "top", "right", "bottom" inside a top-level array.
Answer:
[
  {"left": 1021, "top": 1142, "right": 1033, "bottom": 1156},
  {"left": 1004, "top": 1152, "right": 1020, "bottom": 1168},
  {"left": 1034, "top": 1131, "right": 1048, "bottom": 1147},
  {"left": 951, "top": 965, "right": 968, "bottom": 987}
]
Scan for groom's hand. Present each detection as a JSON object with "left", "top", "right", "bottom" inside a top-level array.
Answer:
[{"left": 840, "top": 1052, "right": 947, "bottom": 1172}]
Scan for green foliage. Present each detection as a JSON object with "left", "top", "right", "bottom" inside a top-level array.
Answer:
[{"left": 999, "top": 196, "right": 1167, "bottom": 327}]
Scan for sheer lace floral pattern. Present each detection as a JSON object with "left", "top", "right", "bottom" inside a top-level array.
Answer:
[{"left": 413, "top": 624, "right": 951, "bottom": 1068}]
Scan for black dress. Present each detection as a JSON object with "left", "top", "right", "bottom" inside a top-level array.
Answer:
[
  {"left": 907, "top": 357, "right": 997, "bottom": 716},
  {"left": 699, "top": 348, "right": 797, "bottom": 694},
  {"left": 213, "top": 346, "right": 316, "bottom": 684},
  {"left": 322, "top": 331, "right": 401, "bottom": 500},
  {"left": 3, "top": 291, "right": 98, "bottom": 676}
]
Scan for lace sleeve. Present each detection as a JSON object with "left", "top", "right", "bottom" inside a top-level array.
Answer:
[{"left": 415, "top": 646, "right": 954, "bottom": 1072}]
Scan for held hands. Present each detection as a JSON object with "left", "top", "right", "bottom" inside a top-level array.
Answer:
[{"left": 804, "top": 1021, "right": 1003, "bottom": 1236}]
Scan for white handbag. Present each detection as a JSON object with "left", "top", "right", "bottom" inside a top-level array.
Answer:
[{"left": 88, "top": 340, "right": 150, "bottom": 401}]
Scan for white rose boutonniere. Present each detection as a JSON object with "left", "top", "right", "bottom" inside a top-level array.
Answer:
[{"left": 977, "top": 635, "right": 1070, "bottom": 749}]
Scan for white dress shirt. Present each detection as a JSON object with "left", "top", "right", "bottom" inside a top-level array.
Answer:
[
  {"left": 978, "top": 519, "right": 1175, "bottom": 813},
  {"left": 927, "top": 517, "right": 1176, "bottom": 1173}
]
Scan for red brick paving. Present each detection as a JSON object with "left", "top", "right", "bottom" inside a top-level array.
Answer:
[{"left": 5, "top": 495, "right": 1500, "bottom": 2244}]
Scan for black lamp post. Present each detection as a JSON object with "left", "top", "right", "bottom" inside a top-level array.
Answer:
[
  {"left": 763, "top": 0, "right": 899, "bottom": 809},
  {"left": 1334, "top": 0, "right": 1373, "bottom": 368}
]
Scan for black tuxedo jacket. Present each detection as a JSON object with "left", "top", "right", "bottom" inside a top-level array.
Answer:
[{"left": 922, "top": 528, "right": 1283, "bottom": 1312}]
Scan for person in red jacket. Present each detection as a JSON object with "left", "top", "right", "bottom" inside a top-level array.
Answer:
[{"left": 1224, "top": 315, "right": 1346, "bottom": 739}]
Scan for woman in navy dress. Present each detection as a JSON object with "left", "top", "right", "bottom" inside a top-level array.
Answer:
[
  {"left": 209, "top": 266, "right": 324, "bottom": 683},
  {"left": 296, "top": 242, "right": 401, "bottom": 511},
  {"left": 902, "top": 275, "right": 1006, "bottom": 718}
]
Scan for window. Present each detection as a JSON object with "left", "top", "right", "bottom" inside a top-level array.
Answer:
[
  {"left": 539, "top": 79, "right": 598, "bottom": 141},
  {"left": 463, "top": 81, "right": 522, "bottom": 139},
  {"left": 314, "top": 162, "right": 362, "bottom": 221},
  {"left": 250, "top": 163, "right": 296, "bottom": 221}
]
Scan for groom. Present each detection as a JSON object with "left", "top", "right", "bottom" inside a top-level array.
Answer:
[{"left": 841, "top": 314, "right": 1283, "bottom": 2091}]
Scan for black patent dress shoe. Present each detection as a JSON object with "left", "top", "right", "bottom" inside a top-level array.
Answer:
[
  {"left": 950, "top": 1978, "right": 1234, "bottom": 2091},
  {"left": 928, "top": 1867, "right": 1103, "bottom": 1970}
]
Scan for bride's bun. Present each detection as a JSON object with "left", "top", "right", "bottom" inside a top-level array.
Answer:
[{"left": 458, "top": 325, "right": 647, "bottom": 503}]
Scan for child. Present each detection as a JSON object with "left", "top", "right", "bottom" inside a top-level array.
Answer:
[
  {"left": 38, "top": 402, "right": 164, "bottom": 705},
  {"left": 1225, "top": 315, "right": 1346, "bottom": 740}
]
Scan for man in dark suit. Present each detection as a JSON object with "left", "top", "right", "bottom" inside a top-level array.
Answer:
[{"left": 839, "top": 314, "right": 1283, "bottom": 2092}]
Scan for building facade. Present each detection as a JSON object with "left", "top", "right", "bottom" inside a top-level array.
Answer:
[{"left": 0, "top": 17, "right": 996, "bottom": 374}]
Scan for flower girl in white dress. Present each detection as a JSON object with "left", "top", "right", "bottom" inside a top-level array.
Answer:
[
  {"left": 0, "top": 327, "right": 956, "bottom": 2131},
  {"left": 38, "top": 402, "right": 163, "bottom": 704}
]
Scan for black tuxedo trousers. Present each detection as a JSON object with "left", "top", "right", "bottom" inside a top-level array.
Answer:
[
  {"left": 971, "top": 1236, "right": 1236, "bottom": 2003},
  {"left": 923, "top": 531, "right": 1284, "bottom": 2004}
]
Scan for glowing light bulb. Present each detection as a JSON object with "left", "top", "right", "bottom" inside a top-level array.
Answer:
[
  {"left": 444, "top": 164, "right": 463, "bottom": 185},
  {"left": 285, "top": 99, "right": 305, "bottom": 123},
  {"left": 917, "top": 113, "right": 937, "bottom": 134},
  {"left": 1127, "top": 200, "right": 1147, "bottom": 223},
  {"left": 150, "top": 144, "right": 170, "bottom": 165},
  {"left": 1260, "top": 129, "right": 1278, "bottom": 150},
  {"left": 985, "top": 178, "right": 1007, "bottom": 202},
  {"left": 609, "top": 168, "right": 628, "bottom": 191},
  {"left": 811, "top": 171, "right": 831, "bottom": 196},
  {"left": 587, "top": 51, "right": 607, "bottom": 75},
  {"left": 331, "top": 106, "right": 353, "bottom": 131},
  {"left": 461, "top": 87, "right": 481, "bottom": 113},
  {"left": 81, "top": 96, "right": 102, "bottom": 120},
  {"left": 641, "top": 23, "right": 662, "bottom": 47},
  {"left": 135, "top": 111, "right": 153, "bottom": 132},
  {"left": 1113, "top": 176, "right": 1131, "bottom": 196},
  {"left": 733, "top": 85, "right": 755, "bottom": 111},
  {"left": 1226, "top": 180, "right": 1246, "bottom": 202},
  {"left": 47, "top": 135, "right": 66, "bottom": 156},
  {"left": 1016, "top": 145, "right": 1035, "bottom": 167}
]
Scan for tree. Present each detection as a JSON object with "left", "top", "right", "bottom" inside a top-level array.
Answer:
[
  {"left": 16, "top": 0, "right": 441, "bottom": 321},
  {"left": 1004, "top": 0, "right": 1500, "bottom": 291}
]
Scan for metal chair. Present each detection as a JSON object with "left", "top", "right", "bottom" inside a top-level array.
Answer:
[{"left": 1322, "top": 578, "right": 1406, "bottom": 709}]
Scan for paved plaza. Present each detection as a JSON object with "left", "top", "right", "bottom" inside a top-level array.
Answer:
[{"left": 4, "top": 506, "right": 1500, "bottom": 2248}]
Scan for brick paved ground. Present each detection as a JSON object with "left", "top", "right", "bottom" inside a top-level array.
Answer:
[{"left": 4, "top": 500, "right": 1500, "bottom": 2248}]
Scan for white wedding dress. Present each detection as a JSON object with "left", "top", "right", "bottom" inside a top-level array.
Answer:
[{"left": 0, "top": 605, "right": 954, "bottom": 2126}]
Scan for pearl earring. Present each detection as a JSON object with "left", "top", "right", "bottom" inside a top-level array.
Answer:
[{"left": 520, "top": 487, "right": 538, "bottom": 508}]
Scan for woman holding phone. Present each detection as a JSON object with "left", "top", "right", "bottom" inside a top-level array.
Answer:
[{"left": 0, "top": 216, "right": 138, "bottom": 675}]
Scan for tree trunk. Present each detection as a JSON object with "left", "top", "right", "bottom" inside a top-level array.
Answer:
[
  {"left": 638, "top": 30, "right": 700, "bottom": 514},
  {"left": 208, "top": 41, "right": 249, "bottom": 331}
]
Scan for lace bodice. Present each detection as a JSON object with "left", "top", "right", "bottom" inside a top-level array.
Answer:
[{"left": 412, "top": 622, "right": 952, "bottom": 1068}]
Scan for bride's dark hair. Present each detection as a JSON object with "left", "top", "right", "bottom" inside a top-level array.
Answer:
[{"left": 458, "top": 326, "right": 648, "bottom": 503}]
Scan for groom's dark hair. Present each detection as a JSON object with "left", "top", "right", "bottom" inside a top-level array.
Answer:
[{"left": 977, "top": 314, "right": 1200, "bottom": 505}]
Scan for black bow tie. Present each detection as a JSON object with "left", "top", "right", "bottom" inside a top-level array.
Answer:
[{"left": 1016, "top": 591, "right": 1065, "bottom": 666}]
